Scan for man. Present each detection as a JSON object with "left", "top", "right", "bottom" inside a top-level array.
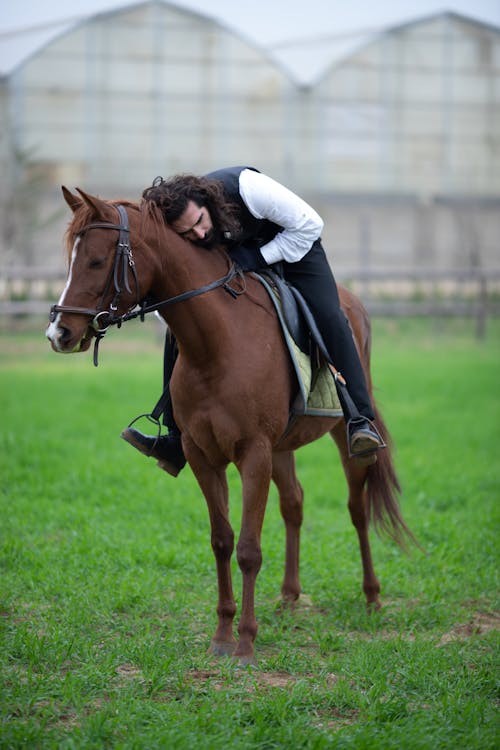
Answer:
[{"left": 122, "top": 166, "right": 382, "bottom": 475}]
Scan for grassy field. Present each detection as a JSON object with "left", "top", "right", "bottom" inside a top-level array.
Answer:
[{"left": 1, "top": 317, "right": 499, "bottom": 749}]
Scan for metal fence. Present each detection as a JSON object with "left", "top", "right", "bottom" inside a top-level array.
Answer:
[{"left": 1, "top": 266, "right": 499, "bottom": 338}]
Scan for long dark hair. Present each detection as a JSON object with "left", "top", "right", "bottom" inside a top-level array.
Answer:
[{"left": 142, "top": 174, "right": 242, "bottom": 241}]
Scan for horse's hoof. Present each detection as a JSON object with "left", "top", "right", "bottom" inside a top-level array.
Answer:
[
  {"left": 366, "top": 599, "right": 382, "bottom": 613},
  {"left": 209, "top": 639, "right": 237, "bottom": 657},
  {"left": 234, "top": 653, "right": 257, "bottom": 668}
]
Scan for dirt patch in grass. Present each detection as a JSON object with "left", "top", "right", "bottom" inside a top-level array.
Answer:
[
  {"left": 188, "top": 670, "right": 229, "bottom": 691},
  {"left": 438, "top": 611, "right": 500, "bottom": 645},
  {"left": 255, "top": 671, "right": 297, "bottom": 689},
  {"left": 116, "top": 663, "right": 144, "bottom": 677},
  {"left": 189, "top": 668, "right": 298, "bottom": 690},
  {"left": 115, "top": 663, "right": 145, "bottom": 685},
  {"left": 342, "top": 604, "right": 500, "bottom": 646},
  {"left": 313, "top": 708, "right": 360, "bottom": 731},
  {"left": 188, "top": 668, "right": 342, "bottom": 695},
  {"left": 47, "top": 709, "right": 81, "bottom": 732}
]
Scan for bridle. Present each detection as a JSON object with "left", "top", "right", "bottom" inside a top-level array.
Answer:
[
  {"left": 49, "top": 204, "right": 139, "bottom": 336},
  {"left": 49, "top": 204, "right": 246, "bottom": 365}
]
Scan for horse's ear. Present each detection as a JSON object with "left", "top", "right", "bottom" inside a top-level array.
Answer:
[
  {"left": 61, "top": 186, "right": 82, "bottom": 213},
  {"left": 75, "top": 188, "right": 112, "bottom": 218}
]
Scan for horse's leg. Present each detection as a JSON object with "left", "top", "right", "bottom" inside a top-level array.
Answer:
[
  {"left": 330, "top": 422, "right": 381, "bottom": 610},
  {"left": 184, "top": 440, "right": 237, "bottom": 655},
  {"left": 272, "top": 451, "right": 303, "bottom": 603},
  {"left": 234, "top": 445, "right": 273, "bottom": 664}
]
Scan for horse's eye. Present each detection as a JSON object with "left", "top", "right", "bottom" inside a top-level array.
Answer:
[{"left": 89, "top": 258, "right": 105, "bottom": 269}]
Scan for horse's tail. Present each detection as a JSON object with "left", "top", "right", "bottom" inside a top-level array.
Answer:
[{"left": 367, "top": 401, "right": 418, "bottom": 550}]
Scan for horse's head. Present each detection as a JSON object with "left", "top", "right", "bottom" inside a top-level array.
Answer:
[
  {"left": 46, "top": 187, "right": 148, "bottom": 355},
  {"left": 47, "top": 185, "right": 236, "bottom": 359}
]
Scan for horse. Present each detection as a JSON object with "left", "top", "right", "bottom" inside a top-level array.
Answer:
[{"left": 46, "top": 187, "right": 413, "bottom": 664}]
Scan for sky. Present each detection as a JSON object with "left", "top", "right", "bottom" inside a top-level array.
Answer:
[{"left": 1, "top": 0, "right": 500, "bottom": 83}]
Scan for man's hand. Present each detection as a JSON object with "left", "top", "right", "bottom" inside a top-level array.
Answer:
[{"left": 230, "top": 245, "right": 267, "bottom": 272}]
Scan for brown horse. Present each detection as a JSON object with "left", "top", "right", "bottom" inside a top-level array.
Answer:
[{"left": 47, "top": 188, "right": 412, "bottom": 664}]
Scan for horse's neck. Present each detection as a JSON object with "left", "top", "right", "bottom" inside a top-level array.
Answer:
[
  {"left": 153, "top": 242, "right": 235, "bottom": 365},
  {"left": 169, "top": 303, "right": 233, "bottom": 366}
]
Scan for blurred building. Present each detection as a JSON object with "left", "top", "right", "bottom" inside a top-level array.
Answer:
[{"left": 0, "top": 1, "right": 499, "bottom": 270}]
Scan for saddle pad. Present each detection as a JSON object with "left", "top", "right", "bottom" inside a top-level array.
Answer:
[{"left": 255, "top": 274, "right": 342, "bottom": 418}]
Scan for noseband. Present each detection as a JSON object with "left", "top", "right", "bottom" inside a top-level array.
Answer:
[{"left": 49, "top": 204, "right": 139, "bottom": 335}]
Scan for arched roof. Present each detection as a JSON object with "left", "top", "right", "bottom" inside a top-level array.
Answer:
[
  {"left": 314, "top": 11, "right": 500, "bottom": 87},
  {"left": 3, "top": 0, "right": 293, "bottom": 83}
]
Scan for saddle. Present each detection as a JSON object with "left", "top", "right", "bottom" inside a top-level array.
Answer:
[
  {"left": 256, "top": 269, "right": 328, "bottom": 358},
  {"left": 252, "top": 269, "right": 342, "bottom": 418}
]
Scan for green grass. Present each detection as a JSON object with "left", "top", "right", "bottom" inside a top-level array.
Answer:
[{"left": 1, "top": 317, "right": 499, "bottom": 749}]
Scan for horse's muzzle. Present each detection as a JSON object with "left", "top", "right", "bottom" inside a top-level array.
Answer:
[{"left": 46, "top": 320, "right": 93, "bottom": 354}]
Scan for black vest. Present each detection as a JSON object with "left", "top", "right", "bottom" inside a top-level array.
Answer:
[{"left": 206, "top": 166, "right": 281, "bottom": 249}]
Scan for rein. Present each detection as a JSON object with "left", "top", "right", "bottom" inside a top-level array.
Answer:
[
  {"left": 117, "top": 263, "right": 246, "bottom": 324},
  {"left": 50, "top": 204, "right": 247, "bottom": 365}
]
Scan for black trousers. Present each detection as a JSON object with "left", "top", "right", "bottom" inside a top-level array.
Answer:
[
  {"left": 161, "top": 331, "right": 179, "bottom": 431},
  {"left": 282, "top": 240, "right": 374, "bottom": 420},
  {"left": 161, "top": 240, "right": 374, "bottom": 427}
]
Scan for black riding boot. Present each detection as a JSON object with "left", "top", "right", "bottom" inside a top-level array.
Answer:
[
  {"left": 121, "top": 424, "right": 186, "bottom": 477},
  {"left": 121, "top": 330, "right": 186, "bottom": 477},
  {"left": 283, "top": 241, "right": 383, "bottom": 459}
]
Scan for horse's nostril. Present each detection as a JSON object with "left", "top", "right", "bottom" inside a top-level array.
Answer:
[{"left": 59, "top": 326, "right": 72, "bottom": 344}]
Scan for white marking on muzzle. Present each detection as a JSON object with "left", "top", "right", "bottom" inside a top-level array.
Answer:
[{"left": 46, "top": 237, "right": 80, "bottom": 348}]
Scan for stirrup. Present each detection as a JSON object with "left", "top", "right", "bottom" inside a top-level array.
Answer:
[
  {"left": 125, "top": 412, "right": 163, "bottom": 449},
  {"left": 346, "top": 417, "right": 386, "bottom": 459}
]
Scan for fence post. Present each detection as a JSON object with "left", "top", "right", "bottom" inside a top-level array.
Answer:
[
  {"left": 359, "top": 215, "right": 371, "bottom": 303},
  {"left": 476, "top": 272, "right": 487, "bottom": 340}
]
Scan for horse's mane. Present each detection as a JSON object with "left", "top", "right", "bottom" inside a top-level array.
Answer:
[{"left": 64, "top": 198, "right": 168, "bottom": 262}]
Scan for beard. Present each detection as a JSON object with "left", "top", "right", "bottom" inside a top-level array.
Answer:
[{"left": 194, "top": 227, "right": 221, "bottom": 250}]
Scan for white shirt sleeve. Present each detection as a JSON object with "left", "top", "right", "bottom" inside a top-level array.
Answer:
[{"left": 238, "top": 169, "right": 324, "bottom": 264}]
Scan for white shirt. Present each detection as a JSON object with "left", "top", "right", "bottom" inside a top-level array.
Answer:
[{"left": 238, "top": 168, "right": 324, "bottom": 265}]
